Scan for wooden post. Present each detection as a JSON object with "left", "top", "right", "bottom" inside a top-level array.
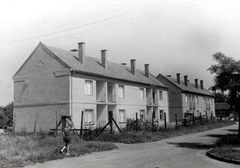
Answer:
[
  {"left": 164, "top": 112, "right": 167, "bottom": 130},
  {"left": 211, "top": 112, "right": 213, "bottom": 121},
  {"left": 136, "top": 113, "right": 138, "bottom": 132},
  {"left": 206, "top": 112, "right": 208, "bottom": 122},
  {"left": 175, "top": 114, "right": 178, "bottom": 126},
  {"left": 12, "top": 113, "right": 16, "bottom": 134},
  {"left": 184, "top": 113, "right": 187, "bottom": 126},
  {"left": 33, "top": 113, "right": 38, "bottom": 133},
  {"left": 80, "top": 111, "right": 84, "bottom": 138},
  {"left": 200, "top": 112, "right": 202, "bottom": 122},
  {"left": 193, "top": 112, "right": 195, "bottom": 125},
  {"left": 152, "top": 112, "right": 154, "bottom": 131},
  {"left": 110, "top": 112, "right": 113, "bottom": 134},
  {"left": 56, "top": 110, "right": 58, "bottom": 135}
]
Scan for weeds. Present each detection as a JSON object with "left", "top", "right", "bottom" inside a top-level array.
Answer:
[
  {"left": 210, "top": 134, "right": 240, "bottom": 161},
  {"left": 0, "top": 132, "right": 117, "bottom": 168},
  {"left": 83, "top": 120, "right": 235, "bottom": 143}
]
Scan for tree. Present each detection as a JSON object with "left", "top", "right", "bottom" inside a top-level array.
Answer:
[
  {"left": 0, "top": 101, "right": 13, "bottom": 128},
  {"left": 5, "top": 101, "right": 14, "bottom": 127},
  {"left": 212, "top": 92, "right": 228, "bottom": 103},
  {"left": 208, "top": 52, "right": 240, "bottom": 135}
]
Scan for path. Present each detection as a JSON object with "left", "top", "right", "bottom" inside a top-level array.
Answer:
[{"left": 25, "top": 123, "right": 239, "bottom": 168}]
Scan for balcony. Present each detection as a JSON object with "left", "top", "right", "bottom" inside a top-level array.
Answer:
[
  {"left": 206, "top": 103, "right": 210, "bottom": 108},
  {"left": 96, "top": 81, "right": 116, "bottom": 104},
  {"left": 189, "top": 102, "right": 196, "bottom": 108},
  {"left": 96, "top": 93, "right": 106, "bottom": 103}
]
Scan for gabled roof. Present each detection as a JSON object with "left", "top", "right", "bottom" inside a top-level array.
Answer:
[
  {"left": 157, "top": 73, "right": 213, "bottom": 97},
  {"left": 41, "top": 43, "right": 167, "bottom": 88}
]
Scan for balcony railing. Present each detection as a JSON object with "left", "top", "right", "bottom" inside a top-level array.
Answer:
[
  {"left": 96, "top": 93, "right": 106, "bottom": 102},
  {"left": 189, "top": 102, "right": 196, "bottom": 108}
]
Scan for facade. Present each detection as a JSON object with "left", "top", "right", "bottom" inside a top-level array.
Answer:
[
  {"left": 13, "top": 42, "right": 169, "bottom": 132},
  {"left": 156, "top": 73, "right": 215, "bottom": 122}
]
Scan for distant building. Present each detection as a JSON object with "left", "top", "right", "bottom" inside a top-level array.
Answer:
[
  {"left": 215, "top": 102, "right": 230, "bottom": 117},
  {"left": 13, "top": 42, "right": 169, "bottom": 132},
  {"left": 156, "top": 73, "right": 215, "bottom": 122}
]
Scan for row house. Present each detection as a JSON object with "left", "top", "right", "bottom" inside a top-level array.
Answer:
[
  {"left": 13, "top": 42, "right": 169, "bottom": 132},
  {"left": 156, "top": 73, "right": 215, "bottom": 122}
]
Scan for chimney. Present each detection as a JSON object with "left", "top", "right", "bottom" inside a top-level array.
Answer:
[
  {"left": 195, "top": 79, "right": 198, "bottom": 89},
  {"left": 184, "top": 75, "right": 188, "bottom": 86},
  {"left": 200, "top": 80, "right": 204, "bottom": 90},
  {"left": 130, "top": 59, "right": 136, "bottom": 75},
  {"left": 176, "top": 73, "right": 180, "bottom": 84},
  {"left": 78, "top": 42, "right": 85, "bottom": 64},
  {"left": 101, "top": 49, "right": 107, "bottom": 70},
  {"left": 145, "top": 64, "right": 149, "bottom": 78}
]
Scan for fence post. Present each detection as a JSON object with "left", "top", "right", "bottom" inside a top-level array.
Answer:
[
  {"left": 152, "top": 112, "right": 154, "bottom": 131},
  {"left": 80, "top": 111, "right": 84, "bottom": 138},
  {"left": 164, "top": 112, "right": 167, "bottom": 130},
  {"left": 110, "top": 112, "right": 113, "bottom": 134},
  {"left": 175, "top": 114, "right": 178, "bottom": 126},
  {"left": 136, "top": 112, "right": 138, "bottom": 132},
  {"left": 184, "top": 113, "right": 187, "bottom": 126},
  {"left": 12, "top": 113, "right": 16, "bottom": 134},
  {"left": 193, "top": 112, "right": 195, "bottom": 125},
  {"left": 33, "top": 113, "right": 38, "bottom": 133},
  {"left": 206, "top": 112, "right": 208, "bottom": 122},
  {"left": 200, "top": 112, "right": 202, "bottom": 122},
  {"left": 56, "top": 110, "right": 58, "bottom": 135}
]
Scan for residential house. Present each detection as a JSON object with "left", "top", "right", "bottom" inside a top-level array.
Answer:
[
  {"left": 13, "top": 42, "right": 169, "bottom": 132},
  {"left": 156, "top": 73, "right": 215, "bottom": 122}
]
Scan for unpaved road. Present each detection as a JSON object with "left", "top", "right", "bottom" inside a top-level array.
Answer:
[{"left": 25, "top": 124, "right": 239, "bottom": 168}]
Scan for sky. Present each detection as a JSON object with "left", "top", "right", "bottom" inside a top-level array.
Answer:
[{"left": 1, "top": 0, "right": 240, "bottom": 106}]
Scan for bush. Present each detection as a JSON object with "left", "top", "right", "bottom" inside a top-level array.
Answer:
[
  {"left": 85, "top": 120, "right": 235, "bottom": 144},
  {"left": 214, "top": 134, "right": 240, "bottom": 147},
  {"left": 126, "top": 119, "right": 160, "bottom": 132}
]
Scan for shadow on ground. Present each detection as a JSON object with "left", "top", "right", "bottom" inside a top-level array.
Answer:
[
  {"left": 167, "top": 142, "right": 212, "bottom": 150},
  {"left": 224, "top": 129, "right": 238, "bottom": 133},
  {"left": 203, "top": 134, "right": 225, "bottom": 138}
]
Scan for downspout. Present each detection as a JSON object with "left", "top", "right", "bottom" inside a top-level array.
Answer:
[{"left": 69, "top": 69, "right": 73, "bottom": 116}]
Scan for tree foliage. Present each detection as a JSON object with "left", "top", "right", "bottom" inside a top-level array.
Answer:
[
  {"left": 0, "top": 101, "right": 13, "bottom": 128},
  {"left": 208, "top": 52, "right": 240, "bottom": 111},
  {"left": 212, "top": 92, "right": 228, "bottom": 103}
]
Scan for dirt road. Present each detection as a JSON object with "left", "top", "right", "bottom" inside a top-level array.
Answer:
[{"left": 25, "top": 124, "right": 239, "bottom": 168}]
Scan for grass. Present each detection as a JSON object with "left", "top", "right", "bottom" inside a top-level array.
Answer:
[
  {"left": 210, "top": 134, "right": 240, "bottom": 161},
  {"left": 86, "top": 120, "right": 236, "bottom": 143},
  {"left": 0, "top": 131, "right": 117, "bottom": 168},
  {"left": 0, "top": 120, "right": 236, "bottom": 167}
]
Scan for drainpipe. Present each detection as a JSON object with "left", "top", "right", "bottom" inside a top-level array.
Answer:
[{"left": 69, "top": 69, "right": 73, "bottom": 117}]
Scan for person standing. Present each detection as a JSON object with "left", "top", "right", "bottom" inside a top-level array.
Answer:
[{"left": 60, "top": 124, "right": 72, "bottom": 155}]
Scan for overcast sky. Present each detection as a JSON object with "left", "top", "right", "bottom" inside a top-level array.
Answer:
[{"left": 1, "top": 0, "right": 240, "bottom": 106}]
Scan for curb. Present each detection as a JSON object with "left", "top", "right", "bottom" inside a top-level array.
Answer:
[{"left": 206, "top": 148, "right": 240, "bottom": 165}]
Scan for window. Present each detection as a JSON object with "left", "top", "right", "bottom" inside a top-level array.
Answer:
[
  {"left": 139, "top": 88, "right": 144, "bottom": 99},
  {"left": 84, "top": 109, "right": 93, "bottom": 124},
  {"left": 140, "top": 110, "right": 145, "bottom": 120},
  {"left": 185, "top": 95, "right": 188, "bottom": 103},
  {"left": 159, "top": 91, "right": 163, "bottom": 100},
  {"left": 118, "top": 85, "right": 125, "bottom": 98},
  {"left": 119, "top": 110, "right": 125, "bottom": 122},
  {"left": 160, "top": 110, "right": 164, "bottom": 120},
  {"left": 195, "top": 96, "right": 198, "bottom": 104},
  {"left": 85, "top": 80, "right": 93, "bottom": 95}
]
